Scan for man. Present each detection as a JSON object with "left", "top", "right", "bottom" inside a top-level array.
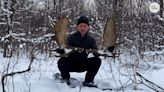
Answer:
[{"left": 57, "top": 16, "right": 113, "bottom": 87}]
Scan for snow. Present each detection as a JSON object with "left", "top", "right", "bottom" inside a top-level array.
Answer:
[
  {"left": 144, "top": 49, "right": 164, "bottom": 55},
  {"left": 36, "top": 1, "right": 46, "bottom": 10},
  {"left": 0, "top": 22, "right": 7, "bottom": 25},
  {"left": 19, "top": 44, "right": 24, "bottom": 48},
  {"left": 0, "top": 0, "right": 13, "bottom": 14},
  {"left": 1, "top": 37, "right": 5, "bottom": 41},
  {"left": 84, "top": 0, "right": 97, "bottom": 14},
  {"left": 1, "top": 30, "right": 54, "bottom": 44},
  {"left": 0, "top": 51, "right": 164, "bottom": 92},
  {"left": 0, "top": 0, "right": 163, "bottom": 91},
  {"left": 1, "top": 8, "right": 13, "bottom": 14},
  {"left": 157, "top": 15, "right": 164, "bottom": 21},
  {"left": 155, "top": 45, "right": 164, "bottom": 48},
  {"left": 151, "top": 68, "right": 164, "bottom": 86},
  {"left": 60, "top": 8, "right": 73, "bottom": 14},
  {"left": 44, "top": 33, "right": 55, "bottom": 38}
]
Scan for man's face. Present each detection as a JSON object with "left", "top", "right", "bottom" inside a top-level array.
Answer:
[{"left": 77, "top": 23, "right": 89, "bottom": 36}]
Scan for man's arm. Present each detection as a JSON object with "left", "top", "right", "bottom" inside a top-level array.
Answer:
[
  {"left": 90, "top": 38, "right": 100, "bottom": 57},
  {"left": 66, "top": 35, "right": 74, "bottom": 47},
  {"left": 91, "top": 39, "right": 98, "bottom": 49}
]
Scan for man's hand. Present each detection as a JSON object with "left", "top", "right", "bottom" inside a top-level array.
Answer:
[
  {"left": 93, "top": 52, "right": 101, "bottom": 57},
  {"left": 107, "top": 46, "right": 115, "bottom": 53},
  {"left": 55, "top": 48, "right": 65, "bottom": 54}
]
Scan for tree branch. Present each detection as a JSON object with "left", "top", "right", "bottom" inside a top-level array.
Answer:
[
  {"left": 1, "top": 54, "right": 35, "bottom": 92},
  {"left": 136, "top": 72, "right": 164, "bottom": 92}
]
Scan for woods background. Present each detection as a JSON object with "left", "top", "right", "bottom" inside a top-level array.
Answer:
[
  {"left": 0, "top": 1, "right": 164, "bottom": 92},
  {"left": 0, "top": 0, "right": 164, "bottom": 57}
]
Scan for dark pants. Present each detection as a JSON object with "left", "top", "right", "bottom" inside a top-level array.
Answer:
[{"left": 57, "top": 56, "right": 101, "bottom": 82}]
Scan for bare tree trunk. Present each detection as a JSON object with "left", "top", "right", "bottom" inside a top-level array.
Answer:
[{"left": 160, "top": 0, "right": 163, "bottom": 18}]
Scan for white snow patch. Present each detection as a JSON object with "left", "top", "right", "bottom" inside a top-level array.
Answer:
[
  {"left": 84, "top": 0, "right": 97, "bottom": 14},
  {"left": 157, "top": 15, "right": 164, "bottom": 21},
  {"left": 36, "top": 1, "right": 46, "bottom": 10},
  {"left": 0, "top": 22, "right": 7, "bottom": 25},
  {"left": 144, "top": 49, "right": 164, "bottom": 55},
  {"left": 19, "top": 44, "right": 24, "bottom": 48},
  {"left": 0, "top": 52, "right": 164, "bottom": 92}
]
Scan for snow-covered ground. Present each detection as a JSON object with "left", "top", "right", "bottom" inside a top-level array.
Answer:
[{"left": 0, "top": 51, "right": 164, "bottom": 92}]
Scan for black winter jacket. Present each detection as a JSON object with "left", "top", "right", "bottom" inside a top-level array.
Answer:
[{"left": 67, "top": 31, "right": 97, "bottom": 61}]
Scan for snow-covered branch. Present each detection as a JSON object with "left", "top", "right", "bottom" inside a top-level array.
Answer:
[{"left": 1, "top": 51, "right": 35, "bottom": 92}]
